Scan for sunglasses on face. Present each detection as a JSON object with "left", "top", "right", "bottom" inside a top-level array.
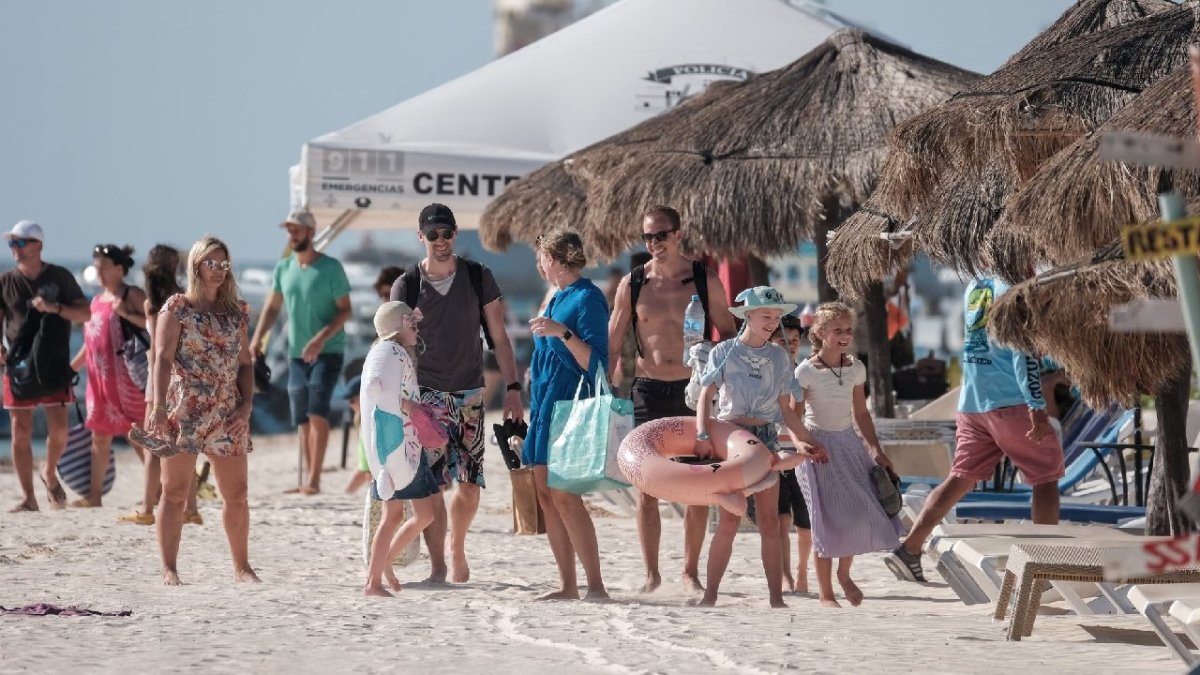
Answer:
[
  {"left": 8, "top": 238, "right": 34, "bottom": 249},
  {"left": 200, "top": 259, "right": 232, "bottom": 271},
  {"left": 424, "top": 228, "right": 455, "bottom": 242},
  {"left": 641, "top": 227, "right": 679, "bottom": 244}
]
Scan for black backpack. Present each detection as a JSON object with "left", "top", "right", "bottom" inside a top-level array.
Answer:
[
  {"left": 7, "top": 309, "right": 74, "bottom": 400},
  {"left": 629, "top": 260, "right": 711, "bottom": 357},
  {"left": 399, "top": 257, "right": 495, "bottom": 350}
]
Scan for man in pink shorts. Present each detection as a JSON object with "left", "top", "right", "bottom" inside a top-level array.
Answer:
[{"left": 886, "top": 278, "right": 1060, "bottom": 583}]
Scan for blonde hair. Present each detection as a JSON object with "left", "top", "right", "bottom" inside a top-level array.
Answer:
[
  {"left": 809, "top": 301, "right": 853, "bottom": 351},
  {"left": 185, "top": 235, "right": 241, "bottom": 313},
  {"left": 535, "top": 228, "right": 587, "bottom": 270}
]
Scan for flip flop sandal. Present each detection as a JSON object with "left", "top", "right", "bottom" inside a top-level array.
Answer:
[
  {"left": 118, "top": 511, "right": 155, "bottom": 525},
  {"left": 39, "top": 474, "right": 67, "bottom": 510}
]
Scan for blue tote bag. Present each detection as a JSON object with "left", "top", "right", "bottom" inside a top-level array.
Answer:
[{"left": 547, "top": 371, "right": 633, "bottom": 495}]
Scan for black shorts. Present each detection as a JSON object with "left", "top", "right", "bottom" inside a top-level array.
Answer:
[
  {"left": 631, "top": 378, "right": 692, "bottom": 426},
  {"left": 747, "top": 469, "right": 811, "bottom": 530}
]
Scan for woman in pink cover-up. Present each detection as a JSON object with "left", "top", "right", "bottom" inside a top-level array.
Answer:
[{"left": 69, "top": 244, "right": 147, "bottom": 507}]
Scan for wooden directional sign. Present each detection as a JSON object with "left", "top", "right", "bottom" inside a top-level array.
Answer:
[
  {"left": 1121, "top": 216, "right": 1200, "bottom": 261},
  {"left": 1100, "top": 131, "right": 1200, "bottom": 169}
]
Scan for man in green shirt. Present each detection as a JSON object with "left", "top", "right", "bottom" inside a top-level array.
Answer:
[{"left": 251, "top": 209, "right": 352, "bottom": 495}]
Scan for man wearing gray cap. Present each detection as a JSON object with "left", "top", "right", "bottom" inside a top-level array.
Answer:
[
  {"left": 0, "top": 221, "right": 90, "bottom": 512},
  {"left": 251, "top": 209, "right": 352, "bottom": 495}
]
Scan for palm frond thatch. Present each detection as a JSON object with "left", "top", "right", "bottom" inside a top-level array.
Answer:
[
  {"left": 988, "top": 254, "right": 1187, "bottom": 406},
  {"left": 985, "top": 66, "right": 1200, "bottom": 282},
  {"left": 480, "top": 29, "right": 979, "bottom": 260},
  {"left": 825, "top": 202, "right": 912, "bottom": 299},
  {"left": 879, "top": 3, "right": 1196, "bottom": 217},
  {"left": 827, "top": 0, "right": 1187, "bottom": 295}
]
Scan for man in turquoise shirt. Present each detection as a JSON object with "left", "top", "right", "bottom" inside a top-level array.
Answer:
[
  {"left": 886, "top": 277, "right": 1061, "bottom": 583},
  {"left": 251, "top": 208, "right": 352, "bottom": 495}
]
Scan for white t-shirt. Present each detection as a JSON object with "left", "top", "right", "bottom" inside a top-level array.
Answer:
[{"left": 795, "top": 357, "right": 866, "bottom": 431}]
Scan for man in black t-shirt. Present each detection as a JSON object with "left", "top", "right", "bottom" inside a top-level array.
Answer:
[{"left": 0, "top": 221, "right": 90, "bottom": 513}]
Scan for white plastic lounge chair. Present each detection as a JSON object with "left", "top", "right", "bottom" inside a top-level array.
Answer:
[{"left": 1127, "top": 583, "right": 1200, "bottom": 666}]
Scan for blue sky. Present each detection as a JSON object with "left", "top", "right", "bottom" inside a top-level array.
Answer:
[{"left": 0, "top": 0, "right": 1073, "bottom": 265}]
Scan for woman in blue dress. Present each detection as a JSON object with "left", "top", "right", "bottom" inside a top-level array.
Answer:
[{"left": 526, "top": 228, "right": 610, "bottom": 601}]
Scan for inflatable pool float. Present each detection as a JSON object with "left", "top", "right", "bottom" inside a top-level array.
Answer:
[{"left": 618, "top": 417, "right": 799, "bottom": 516}]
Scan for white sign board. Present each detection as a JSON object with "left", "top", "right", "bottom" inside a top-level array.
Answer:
[
  {"left": 1100, "top": 131, "right": 1200, "bottom": 169},
  {"left": 1102, "top": 534, "right": 1200, "bottom": 579},
  {"left": 1109, "top": 298, "right": 1186, "bottom": 332}
]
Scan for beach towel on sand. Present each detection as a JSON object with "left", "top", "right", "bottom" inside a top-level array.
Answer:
[{"left": 1, "top": 603, "right": 131, "bottom": 617}]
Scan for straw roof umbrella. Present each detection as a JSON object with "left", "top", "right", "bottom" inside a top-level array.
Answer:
[
  {"left": 827, "top": 0, "right": 1194, "bottom": 296},
  {"left": 985, "top": 66, "right": 1200, "bottom": 281},
  {"left": 987, "top": 249, "right": 1193, "bottom": 533},
  {"left": 480, "top": 29, "right": 980, "bottom": 260}
]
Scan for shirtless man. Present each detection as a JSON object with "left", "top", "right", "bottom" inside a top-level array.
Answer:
[{"left": 608, "top": 205, "right": 736, "bottom": 593}]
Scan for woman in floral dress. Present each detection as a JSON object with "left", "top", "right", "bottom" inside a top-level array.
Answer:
[
  {"left": 69, "top": 244, "right": 147, "bottom": 507},
  {"left": 135, "top": 235, "right": 257, "bottom": 586}
]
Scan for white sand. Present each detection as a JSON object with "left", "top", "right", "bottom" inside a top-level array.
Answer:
[{"left": 0, "top": 413, "right": 1185, "bottom": 674}]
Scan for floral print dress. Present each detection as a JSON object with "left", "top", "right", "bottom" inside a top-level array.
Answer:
[
  {"left": 83, "top": 293, "right": 147, "bottom": 435},
  {"left": 160, "top": 294, "right": 252, "bottom": 457}
]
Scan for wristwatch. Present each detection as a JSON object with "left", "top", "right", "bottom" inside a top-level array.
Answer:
[
  {"left": 696, "top": 431, "right": 711, "bottom": 441},
  {"left": 561, "top": 328, "right": 574, "bottom": 341},
  {"left": 506, "top": 381, "right": 522, "bottom": 392}
]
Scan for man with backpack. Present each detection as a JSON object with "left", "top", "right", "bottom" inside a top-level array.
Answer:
[
  {"left": 607, "top": 205, "right": 736, "bottom": 593},
  {"left": 0, "top": 221, "right": 91, "bottom": 512},
  {"left": 390, "top": 203, "right": 524, "bottom": 583}
]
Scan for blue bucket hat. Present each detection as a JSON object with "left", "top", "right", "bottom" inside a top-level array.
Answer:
[{"left": 730, "top": 286, "right": 798, "bottom": 319}]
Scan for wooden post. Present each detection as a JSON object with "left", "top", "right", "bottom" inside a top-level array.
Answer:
[
  {"left": 1148, "top": 371, "right": 1193, "bottom": 535},
  {"left": 816, "top": 195, "right": 840, "bottom": 303},
  {"left": 746, "top": 254, "right": 770, "bottom": 287},
  {"left": 863, "top": 280, "right": 895, "bottom": 418}
]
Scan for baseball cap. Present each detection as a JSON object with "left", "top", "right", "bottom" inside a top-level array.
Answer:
[
  {"left": 374, "top": 301, "right": 420, "bottom": 341},
  {"left": 4, "top": 220, "right": 44, "bottom": 242},
  {"left": 418, "top": 203, "right": 456, "bottom": 232},
  {"left": 280, "top": 209, "right": 317, "bottom": 229}
]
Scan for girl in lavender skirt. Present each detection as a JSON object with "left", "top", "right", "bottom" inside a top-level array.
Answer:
[{"left": 794, "top": 302, "right": 903, "bottom": 607}]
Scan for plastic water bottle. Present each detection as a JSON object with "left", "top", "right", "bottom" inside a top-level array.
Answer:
[{"left": 683, "top": 294, "right": 705, "bottom": 364}]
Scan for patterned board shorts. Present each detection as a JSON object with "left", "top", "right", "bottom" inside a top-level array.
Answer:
[{"left": 419, "top": 386, "right": 486, "bottom": 488}]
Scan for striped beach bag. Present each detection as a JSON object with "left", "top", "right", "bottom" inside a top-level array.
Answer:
[{"left": 57, "top": 403, "right": 114, "bottom": 497}]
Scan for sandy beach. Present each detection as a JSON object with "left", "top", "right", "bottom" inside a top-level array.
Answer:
[{"left": 0, "top": 412, "right": 1185, "bottom": 674}]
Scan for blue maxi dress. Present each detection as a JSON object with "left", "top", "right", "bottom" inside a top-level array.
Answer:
[{"left": 524, "top": 278, "right": 610, "bottom": 466}]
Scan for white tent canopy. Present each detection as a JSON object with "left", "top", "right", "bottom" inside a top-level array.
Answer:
[{"left": 297, "top": 0, "right": 860, "bottom": 237}]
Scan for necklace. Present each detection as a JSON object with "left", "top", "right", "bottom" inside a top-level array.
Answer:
[{"left": 815, "top": 354, "right": 846, "bottom": 386}]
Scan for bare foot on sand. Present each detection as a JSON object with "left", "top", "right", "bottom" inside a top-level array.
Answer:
[
  {"left": 163, "top": 570, "right": 182, "bottom": 586},
  {"left": 794, "top": 574, "right": 809, "bottom": 594},
  {"left": 8, "top": 500, "right": 37, "bottom": 513},
  {"left": 536, "top": 589, "right": 581, "bottom": 601},
  {"left": 838, "top": 577, "right": 863, "bottom": 606},
  {"left": 235, "top": 568, "right": 262, "bottom": 583},
  {"left": 690, "top": 594, "right": 718, "bottom": 607},
  {"left": 298, "top": 486, "right": 319, "bottom": 496},
  {"left": 385, "top": 569, "right": 402, "bottom": 592},
  {"left": 639, "top": 573, "right": 662, "bottom": 594},
  {"left": 681, "top": 574, "right": 704, "bottom": 594},
  {"left": 820, "top": 597, "right": 842, "bottom": 608},
  {"left": 449, "top": 556, "right": 470, "bottom": 583},
  {"left": 584, "top": 588, "right": 611, "bottom": 602},
  {"left": 364, "top": 584, "right": 394, "bottom": 598},
  {"left": 424, "top": 571, "right": 448, "bottom": 585},
  {"left": 769, "top": 596, "right": 788, "bottom": 609}
]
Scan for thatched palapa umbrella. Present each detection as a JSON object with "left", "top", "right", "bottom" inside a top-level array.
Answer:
[
  {"left": 985, "top": 66, "right": 1200, "bottom": 280},
  {"left": 828, "top": 0, "right": 1194, "bottom": 295}
]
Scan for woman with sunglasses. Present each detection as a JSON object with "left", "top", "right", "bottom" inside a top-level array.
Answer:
[
  {"left": 132, "top": 235, "right": 258, "bottom": 585},
  {"left": 66, "top": 244, "right": 147, "bottom": 507}
]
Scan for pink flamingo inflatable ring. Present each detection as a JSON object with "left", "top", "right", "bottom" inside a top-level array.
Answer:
[{"left": 618, "top": 417, "right": 802, "bottom": 516}]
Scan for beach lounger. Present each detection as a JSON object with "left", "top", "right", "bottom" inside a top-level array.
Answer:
[
  {"left": 994, "top": 543, "right": 1200, "bottom": 641},
  {"left": 1127, "top": 584, "right": 1200, "bottom": 665},
  {"left": 952, "top": 502, "right": 1144, "bottom": 525},
  {"left": 1170, "top": 596, "right": 1200, "bottom": 657}
]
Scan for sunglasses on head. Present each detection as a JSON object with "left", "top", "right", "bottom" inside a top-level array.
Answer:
[
  {"left": 640, "top": 227, "right": 679, "bottom": 244},
  {"left": 201, "top": 259, "right": 232, "bottom": 271},
  {"left": 8, "top": 238, "right": 35, "bottom": 249},
  {"left": 424, "top": 228, "right": 455, "bottom": 242}
]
